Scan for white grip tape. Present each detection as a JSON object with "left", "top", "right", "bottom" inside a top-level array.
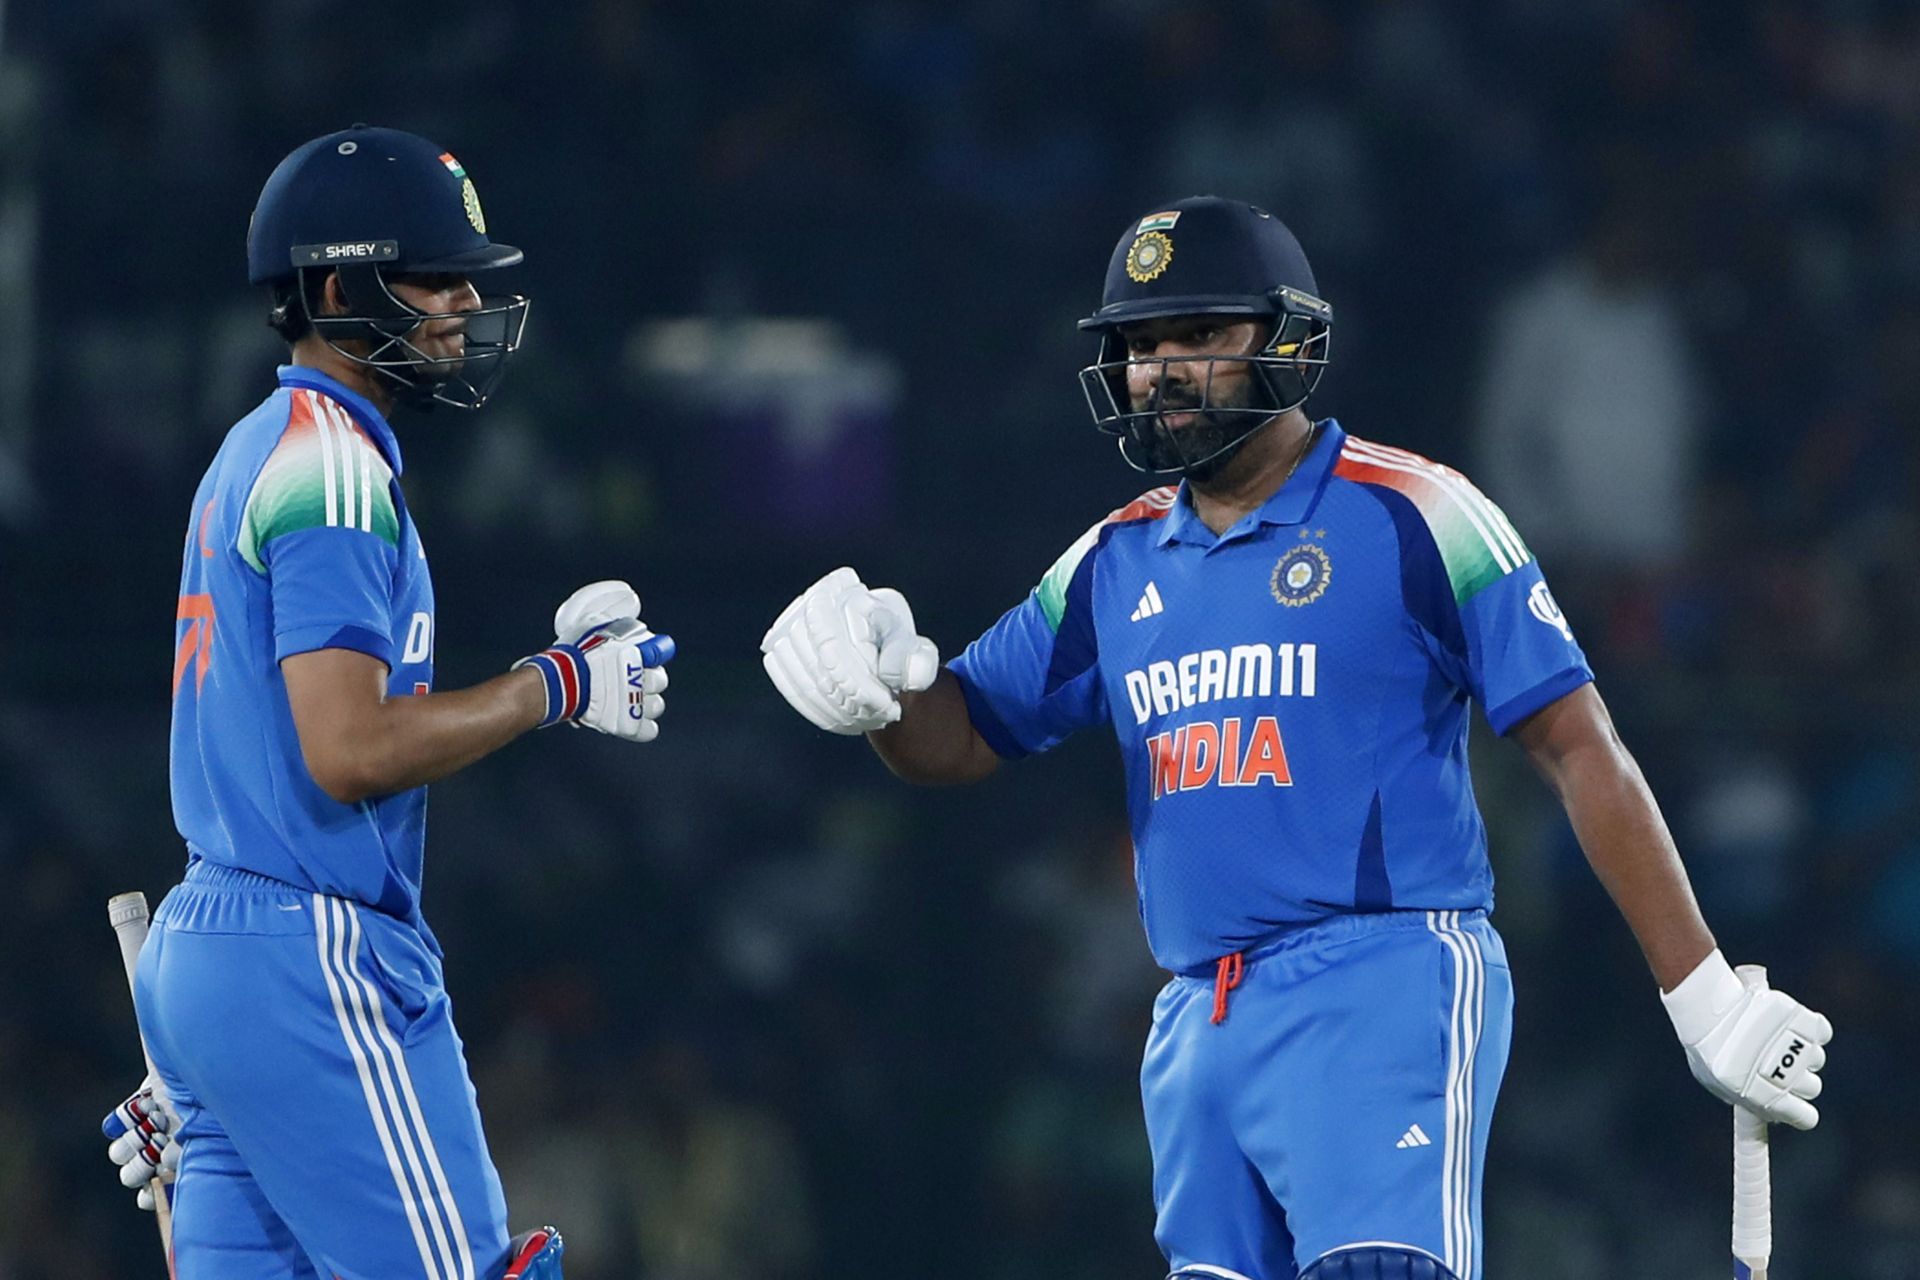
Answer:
[
  {"left": 1732, "top": 964, "right": 1772, "bottom": 1270},
  {"left": 1733, "top": 1112, "right": 1771, "bottom": 1254},
  {"left": 107, "top": 893, "right": 169, "bottom": 1098}
]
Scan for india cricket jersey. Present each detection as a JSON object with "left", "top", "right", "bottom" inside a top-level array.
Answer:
[
  {"left": 170, "top": 366, "right": 437, "bottom": 926},
  {"left": 949, "top": 420, "right": 1592, "bottom": 973}
]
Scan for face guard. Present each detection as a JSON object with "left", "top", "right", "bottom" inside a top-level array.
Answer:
[
  {"left": 1078, "top": 287, "right": 1332, "bottom": 476},
  {"left": 293, "top": 248, "right": 529, "bottom": 411}
]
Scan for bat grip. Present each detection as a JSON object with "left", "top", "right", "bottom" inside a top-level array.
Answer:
[
  {"left": 107, "top": 891, "right": 178, "bottom": 1269},
  {"left": 1732, "top": 964, "right": 1772, "bottom": 1277},
  {"left": 108, "top": 896, "right": 164, "bottom": 1088}
]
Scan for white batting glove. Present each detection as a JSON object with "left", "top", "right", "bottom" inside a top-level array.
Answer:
[
  {"left": 573, "top": 618, "right": 671, "bottom": 741},
  {"left": 553, "top": 580, "right": 641, "bottom": 645},
  {"left": 517, "top": 583, "right": 674, "bottom": 742},
  {"left": 101, "top": 1076, "right": 181, "bottom": 1211},
  {"left": 1661, "top": 949, "right": 1833, "bottom": 1130},
  {"left": 761, "top": 566, "right": 940, "bottom": 735}
]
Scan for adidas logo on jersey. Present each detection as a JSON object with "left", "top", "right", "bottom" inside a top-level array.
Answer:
[
  {"left": 1130, "top": 582, "right": 1165, "bottom": 622},
  {"left": 1395, "top": 1123, "right": 1432, "bottom": 1149}
]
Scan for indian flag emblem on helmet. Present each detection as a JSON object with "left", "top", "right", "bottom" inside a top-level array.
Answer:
[
  {"left": 439, "top": 152, "right": 467, "bottom": 178},
  {"left": 1136, "top": 211, "right": 1181, "bottom": 233},
  {"left": 462, "top": 178, "right": 487, "bottom": 233},
  {"left": 1127, "top": 231, "right": 1173, "bottom": 283}
]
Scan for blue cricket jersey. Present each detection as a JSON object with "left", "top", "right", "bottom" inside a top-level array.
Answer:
[
  {"left": 169, "top": 367, "right": 437, "bottom": 927},
  {"left": 949, "top": 421, "right": 1593, "bottom": 973}
]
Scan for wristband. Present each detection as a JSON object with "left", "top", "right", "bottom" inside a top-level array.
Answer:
[{"left": 513, "top": 643, "right": 589, "bottom": 727}]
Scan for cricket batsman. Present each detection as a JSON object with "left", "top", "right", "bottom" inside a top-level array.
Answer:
[
  {"left": 99, "top": 126, "right": 671, "bottom": 1279},
  {"left": 761, "top": 196, "right": 1833, "bottom": 1279}
]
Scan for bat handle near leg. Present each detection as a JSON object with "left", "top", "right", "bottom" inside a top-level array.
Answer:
[
  {"left": 1732, "top": 964, "right": 1771, "bottom": 1280},
  {"left": 107, "top": 891, "right": 176, "bottom": 1271}
]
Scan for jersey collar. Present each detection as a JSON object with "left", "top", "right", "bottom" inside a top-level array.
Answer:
[
  {"left": 276, "top": 366, "right": 405, "bottom": 477},
  {"left": 1156, "top": 418, "right": 1345, "bottom": 548}
]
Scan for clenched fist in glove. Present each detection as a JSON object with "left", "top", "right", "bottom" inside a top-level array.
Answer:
[
  {"left": 1662, "top": 949, "right": 1833, "bottom": 1129},
  {"left": 517, "top": 580, "right": 674, "bottom": 741},
  {"left": 101, "top": 1076, "right": 181, "bottom": 1211},
  {"left": 762, "top": 567, "right": 940, "bottom": 734}
]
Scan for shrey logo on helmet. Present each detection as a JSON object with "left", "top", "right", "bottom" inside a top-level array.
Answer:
[
  {"left": 1078, "top": 196, "right": 1333, "bottom": 477},
  {"left": 249, "top": 125, "right": 530, "bottom": 411}
]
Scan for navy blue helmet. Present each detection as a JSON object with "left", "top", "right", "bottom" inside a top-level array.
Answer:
[
  {"left": 1078, "top": 196, "right": 1332, "bottom": 476},
  {"left": 248, "top": 125, "right": 529, "bottom": 410}
]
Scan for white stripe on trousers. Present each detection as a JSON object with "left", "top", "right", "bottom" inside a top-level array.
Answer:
[
  {"left": 1426, "top": 910, "right": 1486, "bottom": 1280},
  {"left": 315, "top": 896, "right": 476, "bottom": 1280},
  {"left": 314, "top": 895, "right": 442, "bottom": 1278},
  {"left": 335, "top": 900, "right": 477, "bottom": 1280}
]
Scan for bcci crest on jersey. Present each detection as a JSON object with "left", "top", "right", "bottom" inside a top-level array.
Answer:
[{"left": 1271, "top": 539, "right": 1331, "bottom": 607}]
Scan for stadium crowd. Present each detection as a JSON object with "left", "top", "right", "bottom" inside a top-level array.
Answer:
[{"left": 1, "top": 1, "right": 1916, "bottom": 1275}]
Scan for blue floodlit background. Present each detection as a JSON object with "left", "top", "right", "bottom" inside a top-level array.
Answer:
[{"left": 1, "top": 2, "right": 1916, "bottom": 1276}]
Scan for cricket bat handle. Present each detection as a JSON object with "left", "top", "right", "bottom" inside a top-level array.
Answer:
[
  {"left": 108, "top": 894, "right": 162, "bottom": 1079},
  {"left": 107, "top": 891, "right": 176, "bottom": 1266},
  {"left": 1732, "top": 964, "right": 1772, "bottom": 1280}
]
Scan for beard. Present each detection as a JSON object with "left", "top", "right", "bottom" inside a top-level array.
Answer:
[{"left": 1127, "top": 378, "right": 1271, "bottom": 478}]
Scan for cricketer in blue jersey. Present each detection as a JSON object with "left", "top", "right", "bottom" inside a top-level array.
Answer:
[
  {"left": 99, "top": 127, "right": 662, "bottom": 1280},
  {"left": 763, "top": 197, "right": 1833, "bottom": 1280}
]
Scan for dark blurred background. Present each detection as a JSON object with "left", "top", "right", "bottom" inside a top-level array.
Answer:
[{"left": 2, "top": 1, "right": 1917, "bottom": 1276}]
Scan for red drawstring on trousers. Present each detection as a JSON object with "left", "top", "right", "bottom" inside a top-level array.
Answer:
[{"left": 1210, "top": 951, "right": 1244, "bottom": 1024}]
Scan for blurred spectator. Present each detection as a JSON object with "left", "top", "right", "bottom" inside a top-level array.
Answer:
[
  {"left": 625, "top": 1040, "right": 816, "bottom": 1280},
  {"left": 1472, "top": 164, "right": 1704, "bottom": 578},
  {"left": 3, "top": 2, "right": 1917, "bottom": 1277}
]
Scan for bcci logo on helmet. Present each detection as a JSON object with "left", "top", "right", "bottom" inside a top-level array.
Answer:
[
  {"left": 461, "top": 179, "right": 486, "bottom": 234},
  {"left": 1126, "top": 231, "right": 1173, "bottom": 283}
]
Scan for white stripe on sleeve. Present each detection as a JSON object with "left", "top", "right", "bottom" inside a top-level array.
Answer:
[{"left": 312, "top": 394, "right": 339, "bottom": 528}]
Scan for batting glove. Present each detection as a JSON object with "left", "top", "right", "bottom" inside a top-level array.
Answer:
[
  {"left": 101, "top": 1076, "right": 181, "bottom": 1211},
  {"left": 762, "top": 566, "right": 939, "bottom": 735},
  {"left": 517, "top": 581, "right": 674, "bottom": 741},
  {"left": 1661, "top": 949, "right": 1833, "bottom": 1130},
  {"left": 553, "top": 579, "right": 643, "bottom": 645}
]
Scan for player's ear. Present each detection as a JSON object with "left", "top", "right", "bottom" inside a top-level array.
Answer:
[{"left": 316, "top": 269, "right": 348, "bottom": 318}]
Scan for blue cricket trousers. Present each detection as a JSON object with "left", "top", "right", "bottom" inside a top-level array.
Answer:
[
  {"left": 135, "top": 861, "right": 511, "bottom": 1280},
  {"left": 1142, "top": 909, "right": 1513, "bottom": 1280}
]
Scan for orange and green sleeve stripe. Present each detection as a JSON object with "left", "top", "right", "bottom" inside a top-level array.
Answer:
[
  {"left": 239, "top": 390, "right": 399, "bottom": 572},
  {"left": 1034, "top": 486, "right": 1178, "bottom": 631},
  {"left": 1332, "top": 438, "right": 1529, "bottom": 605}
]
